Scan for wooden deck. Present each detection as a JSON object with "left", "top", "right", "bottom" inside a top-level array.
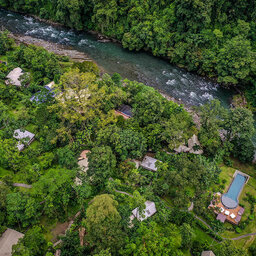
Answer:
[{"left": 209, "top": 201, "right": 243, "bottom": 225}]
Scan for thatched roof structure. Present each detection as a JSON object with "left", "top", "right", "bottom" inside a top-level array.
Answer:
[
  {"left": 0, "top": 228, "right": 24, "bottom": 256},
  {"left": 6, "top": 68, "right": 24, "bottom": 87}
]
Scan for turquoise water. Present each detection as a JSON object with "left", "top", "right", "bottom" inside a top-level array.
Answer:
[
  {"left": 225, "top": 174, "right": 246, "bottom": 202},
  {"left": 0, "top": 9, "right": 234, "bottom": 107}
]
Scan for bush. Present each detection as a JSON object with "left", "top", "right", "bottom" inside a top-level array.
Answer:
[
  {"left": 235, "top": 227, "right": 242, "bottom": 233},
  {"left": 223, "top": 157, "right": 233, "bottom": 167},
  {"left": 72, "top": 61, "right": 100, "bottom": 76},
  {"left": 249, "top": 215, "right": 254, "bottom": 220}
]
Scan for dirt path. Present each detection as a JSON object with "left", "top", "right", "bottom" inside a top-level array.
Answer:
[
  {"left": 230, "top": 233, "right": 256, "bottom": 240},
  {"left": 12, "top": 183, "right": 32, "bottom": 188}
]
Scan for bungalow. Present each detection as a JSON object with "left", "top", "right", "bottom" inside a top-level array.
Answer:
[
  {"left": 13, "top": 129, "right": 35, "bottom": 151},
  {"left": 129, "top": 201, "right": 157, "bottom": 227},
  {"left": 0, "top": 228, "right": 24, "bottom": 256},
  {"left": 5, "top": 68, "right": 24, "bottom": 87},
  {"left": 140, "top": 156, "right": 160, "bottom": 172},
  {"left": 115, "top": 104, "right": 133, "bottom": 119}
]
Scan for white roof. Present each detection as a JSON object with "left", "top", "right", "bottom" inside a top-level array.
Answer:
[
  {"left": 132, "top": 201, "right": 157, "bottom": 221},
  {"left": 140, "top": 156, "right": 160, "bottom": 172},
  {"left": 6, "top": 68, "right": 24, "bottom": 87},
  {"left": 13, "top": 129, "right": 35, "bottom": 151},
  {"left": 0, "top": 228, "right": 24, "bottom": 256}
]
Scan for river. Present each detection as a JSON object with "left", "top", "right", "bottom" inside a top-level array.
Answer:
[{"left": 0, "top": 9, "right": 235, "bottom": 108}]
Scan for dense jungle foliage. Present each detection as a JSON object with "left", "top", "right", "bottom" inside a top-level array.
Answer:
[
  {"left": 0, "top": 32, "right": 255, "bottom": 255},
  {"left": 1, "top": 0, "right": 256, "bottom": 107}
]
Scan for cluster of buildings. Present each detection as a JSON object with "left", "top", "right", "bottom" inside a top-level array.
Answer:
[{"left": 6, "top": 68, "right": 56, "bottom": 151}]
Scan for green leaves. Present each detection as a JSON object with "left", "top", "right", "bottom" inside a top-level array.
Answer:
[{"left": 84, "top": 194, "right": 125, "bottom": 254}]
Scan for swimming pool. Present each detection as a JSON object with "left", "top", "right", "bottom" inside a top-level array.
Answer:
[{"left": 222, "top": 174, "right": 247, "bottom": 209}]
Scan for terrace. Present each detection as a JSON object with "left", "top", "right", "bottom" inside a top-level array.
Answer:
[
  {"left": 209, "top": 169, "right": 249, "bottom": 225},
  {"left": 210, "top": 198, "right": 244, "bottom": 225}
]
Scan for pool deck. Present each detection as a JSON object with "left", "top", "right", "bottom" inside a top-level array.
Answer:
[
  {"left": 209, "top": 169, "right": 249, "bottom": 225},
  {"left": 209, "top": 201, "right": 244, "bottom": 225}
]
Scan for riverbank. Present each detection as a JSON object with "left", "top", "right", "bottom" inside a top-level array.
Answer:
[
  {"left": 9, "top": 33, "right": 90, "bottom": 62},
  {"left": 9, "top": 31, "right": 203, "bottom": 128}
]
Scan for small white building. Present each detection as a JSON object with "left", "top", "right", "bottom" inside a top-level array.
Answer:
[
  {"left": 13, "top": 129, "right": 35, "bottom": 151},
  {"left": 130, "top": 201, "right": 157, "bottom": 223},
  {"left": 140, "top": 156, "right": 160, "bottom": 172},
  {"left": 0, "top": 228, "right": 24, "bottom": 256},
  {"left": 6, "top": 68, "right": 24, "bottom": 87}
]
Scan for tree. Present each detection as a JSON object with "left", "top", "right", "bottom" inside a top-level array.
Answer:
[
  {"left": 84, "top": 194, "right": 125, "bottom": 254},
  {"left": 216, "top": 36, "right": 256, "bottom": 84},
  {"left": 72, "top": 61, "right": 100, "bottom": 76},
  {"left": 49, "top": 69, "right": 117, "bottom": 142},
  {"left": 111, "top": 129, "right": 147, "bottom": 161},
  {"left": 60, "top": 229, "right": 82, "bottom": 256},
  {"left": 180, "top": 223, "right": 195, "bottom": 249},
  {"left": 0, "top": 138, "right": 23, "bottom": 172},
  {"left": 120, "top": 222, "right": 183, "bottom": 256},
  {"left": 94, "top": 249, "right": 112, "bottom": 256},
  {"left": 87, "top": 146, "right": 116, "bottom": 188},
  {"left": 12, "top": 226, "right": 47, "bottom": 256},
  {"left": 6, "top": 193, "right": 41, "bottom": 228},
  {"left": 231, "top": 137, "right": 255, "bottom": 163},
  {"left": 56, "top": 146, "right": 77, "bottom": 169},
  {"left": 224, "top": 107, "right": 255, "bottom": 141},
  {"left": 0, "top": 31, "right": 14, "bottom": 54},
  {"left": 198, "top": 100, "right": 227, "bottom": 156},
  {"left": 161, "top": 112, "right": 195, "bottom": 150},
  {"left": 32, "top": 168, "right": 75, "bottom": 218}
]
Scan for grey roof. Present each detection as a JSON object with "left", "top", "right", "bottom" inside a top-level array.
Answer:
[
  {"left": 6, "top": 68, "right": 23, "bottom": 87},
  {"left": 201, "top": 251, "right": 215, "bottom": 256},
  {"left": 132, "top": 201, "right": 157, "bottom": 221},
  {"left": 140, "top": 156, "right": 160, "bottom": 172},
  {"left": 0, "top": 228, "right": 24, "bottom": 256},
  {"left": 116, "top": 104, "right": 133, "bottom": 118},
  {"left": 13, "top": 129, "right": 35, "bottom": 151}
]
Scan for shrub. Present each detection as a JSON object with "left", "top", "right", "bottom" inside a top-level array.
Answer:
[{"left": 235, "top": 227, "right": 242, "bottom": 233}]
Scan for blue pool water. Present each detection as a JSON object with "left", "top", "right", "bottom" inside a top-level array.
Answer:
[
  {"left": 226, "top": 174, "right": 246, "bottom": 202},
  {"left": 222, "top": 174, "right": 246, "bottom": 209}
]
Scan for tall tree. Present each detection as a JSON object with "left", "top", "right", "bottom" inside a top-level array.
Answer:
[{"left": 84, "top": 194, "right": 125, "bottom": 254}]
